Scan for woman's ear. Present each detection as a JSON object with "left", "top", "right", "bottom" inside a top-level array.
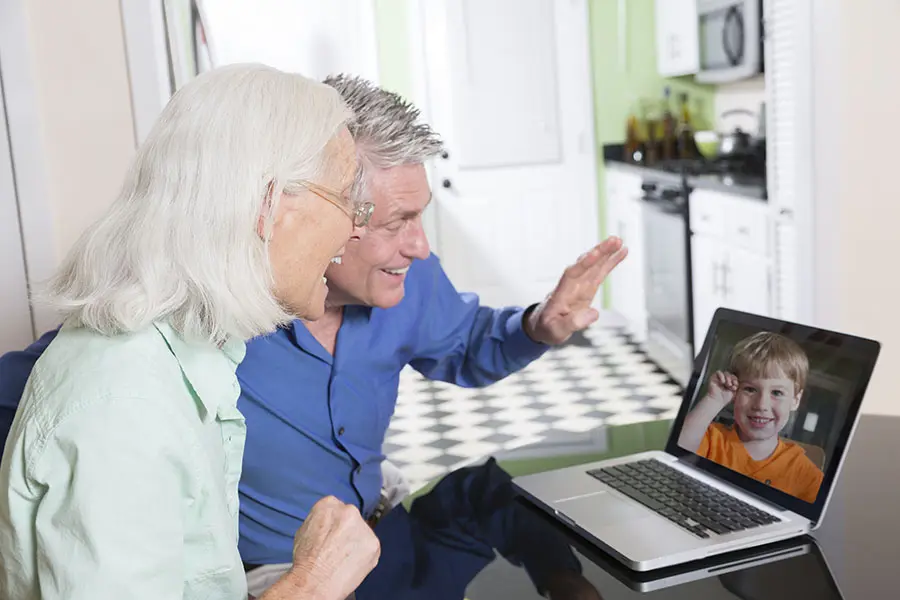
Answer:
[{"left": 258, "top": 180, "right": 277, "bottom": 239}]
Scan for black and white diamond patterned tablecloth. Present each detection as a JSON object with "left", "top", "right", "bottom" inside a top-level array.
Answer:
[{"left": 383, "top": 324, "right": 684, "bottom": 493}]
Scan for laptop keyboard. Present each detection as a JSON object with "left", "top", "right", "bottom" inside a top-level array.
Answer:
[{"left": 587, "top": 459, "right": 782, "bottom": 539}]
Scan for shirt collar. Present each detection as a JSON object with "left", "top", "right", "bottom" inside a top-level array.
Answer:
[{"left": 153, "top": 322, "right": 246, "bottom": 422}]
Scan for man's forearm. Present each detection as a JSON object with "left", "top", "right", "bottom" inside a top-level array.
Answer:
[{"left": 678, "top": 396, "right": 726, "bottom": 452}]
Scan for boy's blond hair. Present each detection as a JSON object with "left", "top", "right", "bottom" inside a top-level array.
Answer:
[{"left": 728, "top": 332, "right": 809, "bottom": 391}]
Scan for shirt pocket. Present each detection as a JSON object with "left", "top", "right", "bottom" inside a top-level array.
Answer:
[
  {"left": 183, "top": 485, "right": 239, "bottom": 579},
  {"left": 183, "top": 521, "right": 237, "bottom": 579},
  {"left": 183, "top": 552, "right": 246, "bottom": 598}
]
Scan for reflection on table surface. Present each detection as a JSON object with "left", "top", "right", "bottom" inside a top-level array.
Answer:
[{"left": 467, "top": 497, "right": 842, "bottom": 600}]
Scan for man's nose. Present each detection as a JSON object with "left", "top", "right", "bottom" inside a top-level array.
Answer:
[{"left": 402, "top": 220, "right": 430, "bottom": 260}]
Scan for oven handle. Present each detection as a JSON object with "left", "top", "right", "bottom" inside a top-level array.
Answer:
[{"left": 641, "top": 195, "right": 686, "bottom": 215}]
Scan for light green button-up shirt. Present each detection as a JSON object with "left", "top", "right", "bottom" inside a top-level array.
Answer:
[{"left": 0, "top": 321, "right": 250, "bottom": 599}]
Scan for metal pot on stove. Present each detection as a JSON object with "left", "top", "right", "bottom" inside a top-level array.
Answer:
[{"left": 693, "top": 108, "right": 762, "bottom": 161}]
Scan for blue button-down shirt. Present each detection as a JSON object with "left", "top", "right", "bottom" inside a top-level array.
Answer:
[{"left": 0, "top": 254, "right": 548, "bottom": 566}]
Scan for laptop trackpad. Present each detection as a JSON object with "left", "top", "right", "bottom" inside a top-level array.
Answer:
[{"left": 553, "top": 490, "right": 650, "bottom": 527}]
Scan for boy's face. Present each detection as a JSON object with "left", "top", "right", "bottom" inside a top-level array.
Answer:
[{"left": 732, "top": 369, "right": 803, "bottom": 443}]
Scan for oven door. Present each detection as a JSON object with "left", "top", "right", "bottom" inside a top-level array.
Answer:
[
  {"left": 696, "top": 0, "right": 762, "bottom": 84},
  {"left": 642, "top": 196, "right": 693, "bottom": 387}
]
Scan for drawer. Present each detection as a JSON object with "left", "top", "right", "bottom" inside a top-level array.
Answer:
[
  {"left": 724, "top": 197, "right": 769, "bottom": 254},
  {"left": 689, "top": 190, "right": 726, "bottom": 235},
  {"left": 606, "top": 165, "right": 643, "bottom": 196}
]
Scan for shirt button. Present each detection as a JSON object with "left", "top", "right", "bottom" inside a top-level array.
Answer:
[{"left": 338, "top": 427, "right": 345, "bottom": 436}]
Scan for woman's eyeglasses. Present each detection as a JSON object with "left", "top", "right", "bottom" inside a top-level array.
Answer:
[{"left": 298, "top": 180, "right": 374, "bottom": 228}]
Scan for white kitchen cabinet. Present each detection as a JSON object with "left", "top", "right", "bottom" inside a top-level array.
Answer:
[
  {"left": 605, "top": 167, "right": 647, "bottom": 341},
  {"left": 726, "top": 246, "right": 771, "bottom": 317},
  {"left": 690, "top": 234, "right": 722, "bottom": 349},
  {"left": 690, "top": 189, "right": 772, "bottom": 347},
  {"left": 691, "top": 234, "right": 771, "bottom": 347},
  {"left": 655, "top": 0, "right": 700, "bottom": 77}
]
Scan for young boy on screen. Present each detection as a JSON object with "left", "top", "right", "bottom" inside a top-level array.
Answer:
[{"left": 679, "top": 331, "right": 824, "bottom": 503}]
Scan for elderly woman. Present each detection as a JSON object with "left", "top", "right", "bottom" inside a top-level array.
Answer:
[{"left": 0, "top": 65, "right": 379, "bottom": 600}]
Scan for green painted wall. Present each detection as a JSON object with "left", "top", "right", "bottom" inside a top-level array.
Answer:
[{"left": 373, "top": 0, "right": 414, "bottom": 99}]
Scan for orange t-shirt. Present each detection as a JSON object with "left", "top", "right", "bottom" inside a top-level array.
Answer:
[{"left": 697, "top": 422, "right": 824, "bottom": 503}]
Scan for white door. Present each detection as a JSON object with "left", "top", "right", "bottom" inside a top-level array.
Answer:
[
  {"left": 418, "top": 0, "right": 600, "bottom": 309},
  {"left": 691, "top": 234, "right": 725, "bottom": 350},
  {"left": 725, "top": 247, "right": 771, "bottom": 317},
  {"left": 0, "top": 75, "right": 35, "bottom": 351}
]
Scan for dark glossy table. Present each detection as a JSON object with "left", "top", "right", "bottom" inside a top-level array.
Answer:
[{"left": 466, "top": 415, "right": 898, "bottom": 599}]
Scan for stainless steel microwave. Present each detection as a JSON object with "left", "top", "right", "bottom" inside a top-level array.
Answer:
[{"left": 696, "top": 0, "right": 763, "bottom": 83}]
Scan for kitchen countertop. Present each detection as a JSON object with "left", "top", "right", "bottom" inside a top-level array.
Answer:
[{"left": 603, "top": 145, "right": 767, "bottom": 201}]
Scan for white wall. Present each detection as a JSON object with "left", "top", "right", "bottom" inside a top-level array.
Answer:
[
  {"left": 814, "top": 0, "right": 900, "bottom": 416},
  {"left": 201, "top": 0, "right": 380, "bottom": 82},
  {"left": 1, "top": 0, "right": 137, "bottom": 334},
  {"left": 713, "top": 75, "right": 765, "bottom": 134}
]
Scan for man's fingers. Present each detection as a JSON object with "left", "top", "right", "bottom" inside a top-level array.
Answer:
[
  {"left": 590, "top": 247, "right": 629, "bottom": 284},
  {"left": 563, "top": 237, "right": 623, "bottom": 282},
  {"left": 564, "top": 247, "right": 602, "bottom": 281}
]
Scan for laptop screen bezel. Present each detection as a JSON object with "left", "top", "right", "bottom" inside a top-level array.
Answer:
[{"left": 664, "top": 308, "right": 881, "bottom": 523}]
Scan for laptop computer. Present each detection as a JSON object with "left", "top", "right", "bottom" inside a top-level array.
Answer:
[{"left": 513, "top": 308, "right": 880, "bottom": 571}]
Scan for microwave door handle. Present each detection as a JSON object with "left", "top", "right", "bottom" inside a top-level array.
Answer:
[{"left": 723, "top": 6, "right": 745, "bottom": 66}]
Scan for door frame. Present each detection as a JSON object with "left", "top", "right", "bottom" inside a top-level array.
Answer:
[
  {"left": 406, "top": 0, "right": 441, "bottom": 251},
  {"left": 0, "top": 0, "right": 58, "bottom": 337}
]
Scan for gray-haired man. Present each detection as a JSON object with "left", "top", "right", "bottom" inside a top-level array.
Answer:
[{"left": 237, "top": 75, "right": 621, "bottom": 598}]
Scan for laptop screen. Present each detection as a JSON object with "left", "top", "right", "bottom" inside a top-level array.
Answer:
[{"left": 667, "top": 309, "right": 879, "bottom": 521}]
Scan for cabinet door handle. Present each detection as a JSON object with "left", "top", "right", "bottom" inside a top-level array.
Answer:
[
  {"left": 722, "top": 261, "right": 731, "bottom": 298},
  {"left": 712, "top": 261, "right": 722, "bottom": 296}
]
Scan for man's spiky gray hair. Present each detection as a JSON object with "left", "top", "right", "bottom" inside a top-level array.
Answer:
[{"left": 324, "top": 74, "right": 444, "bottom": 169}]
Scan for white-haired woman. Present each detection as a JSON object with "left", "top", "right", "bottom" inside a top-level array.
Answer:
[{"left": 0, "top": 64, "right": 379, "bottom": 600}]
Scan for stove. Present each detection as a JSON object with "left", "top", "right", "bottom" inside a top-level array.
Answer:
[{"left": 653, "top": 155, "right": 766, "bottom": 179}]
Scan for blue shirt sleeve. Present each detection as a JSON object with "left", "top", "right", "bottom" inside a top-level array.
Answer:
[
  {"left": 0, "top": 328, "right": 59, "bottom": 447},
  {"left": 408, "top": 255, "right": 549, "bottom": 387}
]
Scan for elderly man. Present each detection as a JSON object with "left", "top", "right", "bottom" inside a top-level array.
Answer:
[{"left": 0, "top": 75, "right": 623, "bottom": 599}]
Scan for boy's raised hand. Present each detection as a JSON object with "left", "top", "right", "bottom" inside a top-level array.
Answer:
[{"left": 708, "top": 371, "right": 739, "bottom": 406}]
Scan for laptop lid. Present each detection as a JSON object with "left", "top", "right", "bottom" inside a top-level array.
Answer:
[{"left": 664, "top": 308, "right": 880, "bottom": 524}]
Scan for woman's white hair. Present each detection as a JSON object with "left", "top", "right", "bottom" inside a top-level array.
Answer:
[{"left": 43, "top": 63, "right": 353, "bottom": 342}]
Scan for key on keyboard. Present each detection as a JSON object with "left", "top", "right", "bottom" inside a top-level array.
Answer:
[{"left": 587, "top": 459, "right": 781, "bottom": 539}]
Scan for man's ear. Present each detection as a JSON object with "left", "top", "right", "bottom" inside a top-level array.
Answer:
[{"left": 791, "top": 389, "right": 804, "bottom": 411}]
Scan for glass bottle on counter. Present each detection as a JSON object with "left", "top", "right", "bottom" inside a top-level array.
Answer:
[
  {"left": 624, "top": 112, "right": 642, "bottom": 163},
  {"left": 660, "top": 86, "right": 677, "bottom": 162},
  {"left": 641, "top": 98, "right": 659, "bottom": 165},
  {"left": 676, "top": 92, "right": 697, "bottom": 160}
]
